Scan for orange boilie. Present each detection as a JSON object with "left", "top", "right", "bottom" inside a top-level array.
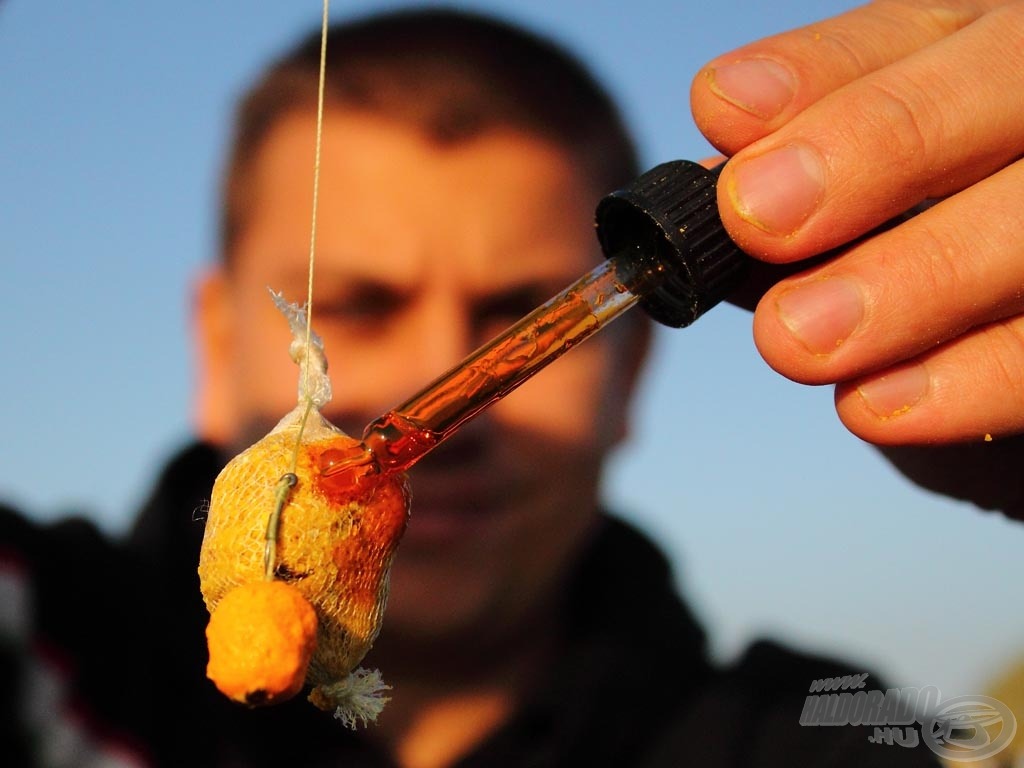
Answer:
[{"left": 206, "top": 579, "right": 318, "bottom": 705}]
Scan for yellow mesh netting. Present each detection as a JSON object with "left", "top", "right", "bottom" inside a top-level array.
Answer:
[{"left": 198, "top": 294, "right": 410, "bottom": 727}]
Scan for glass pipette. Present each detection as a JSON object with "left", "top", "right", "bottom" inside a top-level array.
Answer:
[{"left": 319, "top": 160, "right": 749, "bottom": 484}]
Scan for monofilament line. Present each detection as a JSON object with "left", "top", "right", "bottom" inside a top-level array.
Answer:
[
  {"left": 303, "top": 0, "right": 330, "bottom": 400},
  {"left": 292, "top": 0, "right": 330, "bottom": 464},
  {"left": 265, "top": 0, "right": 330, "bottom": 581}
]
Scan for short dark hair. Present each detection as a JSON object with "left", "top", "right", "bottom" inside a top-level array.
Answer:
[{"left": 220, "top": 8, "right": 639, "bottom": 262}]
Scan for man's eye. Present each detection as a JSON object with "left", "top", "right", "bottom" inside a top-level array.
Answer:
[
  {"left": 473, "top": 291, "right": 545, "bottom": 337},
  {"left": 317, "top": 289, "right": 403, "bottom": 325}
]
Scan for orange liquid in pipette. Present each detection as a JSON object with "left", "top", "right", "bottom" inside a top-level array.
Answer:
[
  {"left": 317, "top": 288, "right": 605, "bottom": 488},
  {"left": 317, "top": 250, "right": 654, "bottom": 494}
]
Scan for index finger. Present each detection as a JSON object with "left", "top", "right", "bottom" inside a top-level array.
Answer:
[{"left": 691, "top": 0, "right": 999, "bottom": 154}]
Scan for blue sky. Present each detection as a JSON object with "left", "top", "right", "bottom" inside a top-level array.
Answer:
[{"left": 2, "top": 0, "right": 1022, "bottom": 703}]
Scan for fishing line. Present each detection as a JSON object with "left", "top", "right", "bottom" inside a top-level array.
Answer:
[
  {"left": 291, "top": 0, "right": 330, "bottom": 472},
  {"left": 266, "top": 0, "right": 330, "bottom": 579}
]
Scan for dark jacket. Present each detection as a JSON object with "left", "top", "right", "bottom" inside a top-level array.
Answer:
[{"left": 1, "top": 443, "right": 938, "bottom": 767}]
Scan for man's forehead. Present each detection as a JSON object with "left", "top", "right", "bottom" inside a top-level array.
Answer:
[{"left": 233, "top": 110, "right": 604, "bottom": 292}]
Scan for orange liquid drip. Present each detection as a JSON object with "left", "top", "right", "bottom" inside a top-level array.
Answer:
[{"left": 317, "top": 443, "right": 378, "bottom": 492}]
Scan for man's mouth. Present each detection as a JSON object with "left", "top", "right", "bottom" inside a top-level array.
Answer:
[{"left": 397, "top": 471, "right": 515, "bottom": 546}]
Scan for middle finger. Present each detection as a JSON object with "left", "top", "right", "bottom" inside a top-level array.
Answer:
[
  {"left": 751, "top": 157, "right": 1024, "bottom": 385},
  {"left": 717, "top": 2, "right": 1024, "bottom": 262}
]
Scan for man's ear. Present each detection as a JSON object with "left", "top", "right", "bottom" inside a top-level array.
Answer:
[{"left": 192, "top": 267, "right": 236, "bottom": 445}]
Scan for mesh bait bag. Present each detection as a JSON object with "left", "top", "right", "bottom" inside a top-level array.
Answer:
[{"left": 198, "top": 292, "right": 410, "bottom": 727}]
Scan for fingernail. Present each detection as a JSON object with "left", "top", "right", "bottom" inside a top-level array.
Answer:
[
  {"left": 707, "top": 58, "right": 795, "bottom": 119},
  {"left": 856, "top": 363, "right": 931, "bottom": 419},
  {"left": 776, "top": 277, "right": 863, "bottom": 355},
  {"left": 727, "top": 144, "right": 825, "bottom": 235}
]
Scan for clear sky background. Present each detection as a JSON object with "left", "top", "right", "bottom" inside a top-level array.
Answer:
[{"left": 2, "top": 0, "right": 1021, "bottom": 704}]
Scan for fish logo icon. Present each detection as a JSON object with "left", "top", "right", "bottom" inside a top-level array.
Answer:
[{"left": 921, "top": 695, "right": 1017, "bottom": 762}]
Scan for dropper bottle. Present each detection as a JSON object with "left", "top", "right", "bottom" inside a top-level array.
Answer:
[{"left": 320, "top": 160, "right": 749, "bottom": 483}]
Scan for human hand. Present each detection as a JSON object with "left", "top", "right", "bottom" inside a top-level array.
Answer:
[{"left": 690, "top": 0, "right": 1024, "bottom": 516}]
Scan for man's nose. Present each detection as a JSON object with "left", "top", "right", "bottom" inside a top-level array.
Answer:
[
  {"left": 407, "top": 296, "right": 474, "bottom": 386},
  {"left": 325, "top": 308, "right": 473, "bottom": 435}
]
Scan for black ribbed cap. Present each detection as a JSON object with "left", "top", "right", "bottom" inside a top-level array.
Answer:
[{"left": 595, "top": 160, "right": 750, "bottom": 328}]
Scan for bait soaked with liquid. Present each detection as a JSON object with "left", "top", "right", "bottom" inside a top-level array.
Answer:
[{"left": 197, "top": 293, "right": 411, "bottom": 727}]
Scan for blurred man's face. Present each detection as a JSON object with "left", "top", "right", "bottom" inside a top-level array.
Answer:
[{"left": 195, "top": 109, "right": 646, "bottom": 647}]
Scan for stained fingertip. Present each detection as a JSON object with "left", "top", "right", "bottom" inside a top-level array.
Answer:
[
  {"left": 706, "top": 58, "right": 796, "bottom": 121},
  {"left": 750, "top": 268, "right": 868, "bottom": 386},
  {"left": 834, "top": 364, "right": 942, "bottom": 445},
  {"left": 776, "top": 276, "right": 864, "bottom": 355},
  {"left": 690, "top": 65, "right": 783, "bottom": 154},
  {"left": 853, "top": 362, "right": 931, "bottom": 421},
  {"left": 836, "top": 380, "right": 1010, "bottom": 450},
  {"left": 833, "top": 379, "right": 913, "bottom": 446},
  {"left": 727, "top": 143, "right": 826, "bottom": 237},
  {"left": 715, "top": 153, "right": 832, "bottom": 265}
]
